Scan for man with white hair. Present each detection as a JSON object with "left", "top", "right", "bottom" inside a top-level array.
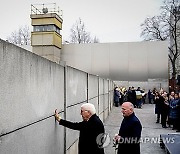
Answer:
[{"left": 54, "top": 103, "right": 105, "bottom": 154}]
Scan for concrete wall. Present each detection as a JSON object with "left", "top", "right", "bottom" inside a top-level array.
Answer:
[
  {"left": 0, "top": 39, "right": 114, "bottom": 154},
  {"left": 61, "top": 41, "right": 169, "bottom": 91}
]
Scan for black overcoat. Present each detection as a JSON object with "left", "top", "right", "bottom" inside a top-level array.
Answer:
[
  {"left": 118, "top": 113, "right": 142, "bottom": 154},
  {"left": 59, "top": 114, "right": 105, "bottom": 154}
]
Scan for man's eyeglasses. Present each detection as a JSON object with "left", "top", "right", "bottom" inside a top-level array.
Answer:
[{"left": 81, "top": 110, "right": 88, "bottom": 113}]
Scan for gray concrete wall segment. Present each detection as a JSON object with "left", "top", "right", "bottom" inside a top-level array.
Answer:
[
  {"left": 0, "top": 115, "right": 64, "bottom": 154},
  {"left": 0, "top": 39, "right": 64, "bottom": 135},
  {"left": 66, "top": 66, "right": 87, "bottom": 107},
  {"left": 66, "top": 140, "right": 78, "bottom": 154},
  {"left": 99, "top": 95, "right": 104, "bottom": 115},
  {"left": 91, "top": 43, "right": 110, "bottom": 78},
  {"left": 97, "top": 76, "right": 100, "bottom": 115},
  {"left": 66, "top": 104, "right": 82, "bottom": 150},
  {"left": 61, "top": 44, "right": 92, "bottom": 73},
  {"left": 109, "top": 42, "right": 129, "bottom": 81},
  {"left": 110, "top": 91, "right": 114, "bottom": 109},
  {"left": 104, "top": 94, "right": 109, "bottom": 121},
  {"left": 104, "top": 94, "right": 109, "bottom": 110},
  {"left": 114, "top": 81, "right": 129, "bottom": 88},
  {"left": 87, "top": 74, "right": 99, "bottom": 114},
  {"left": 62, "top": 41, "right": 168, "bottom": 85},
  {"left": 108, "top": 81, "right": 114, "bottom": 114},
  {"left": 107, "top": 80, "right": 110, "bottom": 114},
  {"left": 147, "top": 41, "right": 168, "bottom": 79},
  {"left": 99, "top": 78, "right": 104, "bottom": 95},
  {"left": 88, "top": 74, "right": 98, "bottom": 99},
  {"left": 128, "top": 42, "right": 148, "bottom": 81},
  {"left": 104, "top": 108, "right": 109, "bottom": 120},
  {"left": 88, "top": 74, "right": 100, "bottom": 115},
  {"left": 129, "top": 81, "right": 148, "bottom": 91},
  {"left": 99, "top": 78, "right": 104, "bottom": 116},
  {"left": 104, "top": 79, "right": 109, "bottom": 93},
  {"left": 99, "top": 113, "right": 104, "bottom": 122}
]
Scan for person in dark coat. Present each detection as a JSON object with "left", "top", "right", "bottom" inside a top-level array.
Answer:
[
  {"left": 114, "top": 102, "right": 142, "bottom": 154},
  {"left": 148, "top": 89, "right": 153, "bottom": 104},
  {"left": 114, "top": 87, "right": 120, "bottom": 107},
  {"left": 176, "top": 92, "right": 180, "bottom": 132},
  {"left": 154, "top": 92, "right": 163, "bottom": 123},
  {"left": 131, "top": 86, "right": 137, "bottom": 107},
  {"left": 54, "top": 103, "right": 105, "bottom": 154},
  {"left": 169, "top": 93, "right": 179, "bottom": 130},
  {"left": 160, "top": 92, "right": 169, "bottom": 128}
]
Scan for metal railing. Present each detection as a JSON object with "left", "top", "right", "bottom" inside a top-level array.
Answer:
[{"left": 31, "top": 3, "right": 63, "bottom": 18}]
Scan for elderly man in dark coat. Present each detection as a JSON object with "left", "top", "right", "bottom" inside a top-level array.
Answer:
[
  {"left": 114, "top": 102, "right": 142, "bottom": 154},
  {"left": 55, "top": 103, "right": 105, "bottom": 154}
]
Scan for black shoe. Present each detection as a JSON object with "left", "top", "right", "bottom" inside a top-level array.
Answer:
[
  {"left": 176, "top": 130, "right": 180, "bottom": 132},
  {"left": 156, "top": 121, "right": 159, "bottom": 123},
  {"left": 162, "top": 126, "right": 167, "bottom": 128}
]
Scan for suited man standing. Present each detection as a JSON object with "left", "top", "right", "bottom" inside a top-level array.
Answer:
[
  {"left": 55, "top": 103, "right": 105, "bottom": 154},
  {"left": 114, "top": 102, "right": 142, "bottom": 154}
]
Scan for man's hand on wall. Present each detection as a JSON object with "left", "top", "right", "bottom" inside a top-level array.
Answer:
[{"left": 54, "top": 109, "right": 61, "bottom": 122}]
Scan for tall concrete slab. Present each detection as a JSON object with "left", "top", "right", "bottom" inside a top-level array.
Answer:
[
  {"left": 88, "top": 74, "right": 99, "bottom": 112},
  {"left": 66, "top": 66, "right": 87, "bottom": 107},
  {"left": 0, "top": 39, "right": 65, "bottom": 154}
]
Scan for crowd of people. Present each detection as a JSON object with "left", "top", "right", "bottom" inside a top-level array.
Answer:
[
  {"left": 153, "top": 89, "right": 180, "bottom": 132},
  {"left": 54, "top": 86, "right": 179, "bottom": 154},
  {"left": 114, "top": 86, "right": 146, "bottom": 108},
  {"left": 114, "top": 86, "right": 180, "bottom": 132}
]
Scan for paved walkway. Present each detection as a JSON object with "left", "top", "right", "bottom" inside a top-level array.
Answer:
[{"left": 104, "top": 104, "right": 179, "bottom": 154}]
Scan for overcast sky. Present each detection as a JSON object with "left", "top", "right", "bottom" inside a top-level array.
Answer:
[{"left": 0, "top": 0, "right": 163, "bottom": 43}]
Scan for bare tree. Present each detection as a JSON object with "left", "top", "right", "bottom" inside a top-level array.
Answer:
[
  {"left": 140, "top": 0, "right": 180, "bottom": 79},
  {"left": 7, "top": 25, "right": 31, "bottom": 45},
  {"left": 92, "top": 36, "right": 100, "bottom": 43},
  {"left": 140, "top": 15, "right": 169, "bottom": 41},
  {"left": 69, "top": 18, "right": 99, "bottom": 44}
]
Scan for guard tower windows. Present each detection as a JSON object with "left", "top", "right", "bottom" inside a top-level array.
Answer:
[{"left": 33, "top": 25, "right": 61, "bottom": 35}]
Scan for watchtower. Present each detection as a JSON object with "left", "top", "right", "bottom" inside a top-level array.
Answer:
[{"left": 30, "top": 3, "right": 63, "bottom": 63}]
